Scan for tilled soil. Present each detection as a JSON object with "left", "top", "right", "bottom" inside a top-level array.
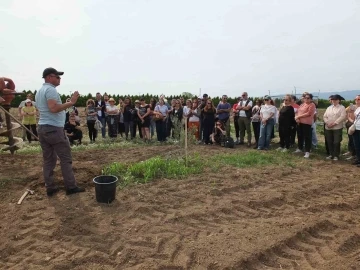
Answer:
[{"left": 1, "top": 144, "right": 360, "bottom": 270}]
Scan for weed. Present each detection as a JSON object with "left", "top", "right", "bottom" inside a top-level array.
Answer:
[{"left": 102, "top": 154, "right": 204, "bottom": 188}]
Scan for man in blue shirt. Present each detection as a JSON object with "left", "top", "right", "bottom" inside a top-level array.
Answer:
[
  {"left": 217, "top": 95, "right": 232, "bottom": 137},
  {"left": 35, "top": 67, "right": 85, "bottom": 196}
]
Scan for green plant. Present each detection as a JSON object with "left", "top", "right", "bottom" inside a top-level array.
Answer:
[{"left": 102, "top": 154, "right": 204, "bottom": 188}]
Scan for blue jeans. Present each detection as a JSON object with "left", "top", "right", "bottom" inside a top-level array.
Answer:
[
  {"left": 97, "top": 116, "right": 106, "bottom": 138},
  {"left": 353, "top": 130, "right": 360, "bottom": 162},
  {"left": 258, "top": 118, "right": 275, "bottom": 149}
]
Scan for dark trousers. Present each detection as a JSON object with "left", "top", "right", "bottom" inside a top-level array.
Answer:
[
  {"left": 166, "top": 117, "right": 172, "bottom": 138},
  {"left": 290, "top": 125, "right": 297, "bottom": 146},
  {"left": 24, "top": 124, "right": 38, "bottom": 142},
  {"left": 325, "top": 128, "right": 343, "bottom": 158},
  {"left": 124, "top": 121, "right": 133, "bottom": 139},
  {"left": 238, "top": 117, "right": 252, "bottom": 143},
  {"left": 156, "top": 120, "right": 166, "bottom": 142},
  {"left": 324, "top": 125, "right": 329, "bottom": 155},
  {"left": 234, "top": 116, "right": 239, "bottom": 138},
  {"left": 97, "top": 116, "right": 106, "bottom": 138},
  {"left": 279, "top": 124, "right": 292, "bottom": 149},
  {"left": 252, "top": 122, "right": 260, "bottom": 145},
  {"left": 107, "top": 115, "right": 118, "bottom": 138},
  {"left": 87, "top": 120, "right": 97, "bottom": 141},
  {"left": 203, "top": 120, "right": 215, "bottom": 144},
  {"left": 118, "top": 122, "right": 125, "bottom": 136},
  {"left": 297, "top": 123, "right": 312, "bottom": 152},
  {"left": 68, "top": 130, "right": 83, "bottom": 145},
  {"left": 353, "top": 130, "right": 360, "bottom": 162},
  {"left": 132, "top": 120, "right": 143, "bottom": 139},
  {"left": 38, "top": 125, "right": 78, "bottom": 190},
  {"left": 346, "top": 125, "right": 356, "bottom": 156}
]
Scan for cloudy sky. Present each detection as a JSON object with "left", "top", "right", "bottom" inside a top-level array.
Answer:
[{"left": 1, "top": 0, "right": 359, "bottom": 98}]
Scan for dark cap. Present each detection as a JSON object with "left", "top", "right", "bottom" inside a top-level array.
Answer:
[
  {"left": 330, "top": 94, "right": 345, "bottom": 101},
  {"left": 42, "top": 67, "right": 64, "bottom": 78},
  {"left": 203, "top": 93, "right": 208, "bottom": 98}
]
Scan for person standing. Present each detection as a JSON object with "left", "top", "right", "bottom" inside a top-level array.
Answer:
[
  {"left": 236, "top": 92, "right": 252, "bottom": 146},
  {"left": 251, "top": 99, "right": 262, "bottom": 149},
  {"left": 95, "top": 92, "right": 106, "bottom": 138},
  {"left": 216, "top": 95, "right": 232, "bottom": 137},
  {"left": 323, "top": 95, "right": 347, "bottom": 161},
  {"left": 232, "top": 97, "right": 241, "bottom": 144},
  {"left": 294, "top": 93, "right": 316, "bottom": 158},
  {"left": 18, "top": 93, "right": 37, "bottom": 140},
  {"left": 352, "top": 95, "right": 360, "bottom": 167},
  {"left": 257, "top": 96, "right": 276, "bottom": 150},
  {"left": 290, "top": 95, "right": 299, "bottom": 147},
  {"left": 35, "top": 67, "right": 85, "bottom": 196},
  {"left": 21, "top": 99, "right": 38, "bottom": 143},
  {"left": 85, "top": 99, "right": 98, "bottom": 143},
  {"left": 277, "top": 95, "right": 295, "bottom": 152}
]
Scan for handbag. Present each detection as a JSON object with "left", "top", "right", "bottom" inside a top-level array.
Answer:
[
  {"left": 348, "top": 112, "right": 360, "bottom": 135},
  {"left": 94, "top": 119, "right": 103, "bottom": 130},
  {"left": 154, "top": 113, "right": 164, "bottom": 121}
]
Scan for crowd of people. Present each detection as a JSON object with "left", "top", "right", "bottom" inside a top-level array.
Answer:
[{"left": 1, "top": 69, "right": 360, "bottom": 198}]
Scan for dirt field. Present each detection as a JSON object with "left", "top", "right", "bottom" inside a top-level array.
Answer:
[{"left": 1, "top": 143, "right": 360, "bottom": 270}]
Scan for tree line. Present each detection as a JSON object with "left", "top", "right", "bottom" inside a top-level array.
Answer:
[{"left": 7, "top": 90, "right": 353, "bottom": 109}]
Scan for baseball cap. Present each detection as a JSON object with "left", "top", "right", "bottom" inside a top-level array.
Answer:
[
  {"left": 264, "top": 95, "right": 272, "bottom": 100},
  {"left": 42, "top": 67, "right": 64, "bottom": 78},
  {"left": 203, "top": 93, "right": 208, "bottom": 98}
]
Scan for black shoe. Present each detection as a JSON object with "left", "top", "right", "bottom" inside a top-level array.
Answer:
[
  {"left": 66, "top": 186, "right": 85, "bottom": 195},
  {"left": 47, "top": 187, "right": 59, "bottom": 197},
  {"left": 238, "top": 141, "right": 244, "bottom": 145},
  {"left": 352, "top": 160, "right": 360, "bottom": 165}
]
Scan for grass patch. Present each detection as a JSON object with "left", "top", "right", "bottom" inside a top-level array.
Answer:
[
  {"left": 214, "top": 150, "right": 297, "bottom": 168},
  {"left": 102, "top": 154, "right": 204, "bottom": 188}
]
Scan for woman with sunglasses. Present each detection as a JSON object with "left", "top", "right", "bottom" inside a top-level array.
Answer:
[
  {"left": 202, "top": 99, "right": 216, "bottom": 144},
  {"left": 351, "top": 95, "right": 360, "bottom": 166},
  {"left": 257, "top": 95, "right": 276, "bottom": 150},
  {"left": 277, "top": 95, "right": 295, "bottom": 152},
  {"left": 294, "top": 93, "right": 316, "bottom": 158},
  {"left": 211, "top": 120, "right": 226, "bottom": 145}
]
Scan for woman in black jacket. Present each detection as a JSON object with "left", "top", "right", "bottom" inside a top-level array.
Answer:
[
  {"left": 202, "top": 99, "right": 217, "bottom": 144},
  {"left": 277, "top": 94, "right": 296, "bottom": 151}
]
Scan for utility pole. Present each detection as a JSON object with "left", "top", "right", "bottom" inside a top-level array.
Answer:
[
  {"left": 268, "top": 90, "right": 270, "bottom": 96},
  {"left": 293, "top": 86, "right": 297, "bottom": 97}
]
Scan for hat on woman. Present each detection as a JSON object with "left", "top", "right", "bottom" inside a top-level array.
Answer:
[
  {"left": 25, "top": 99, "right": 32, "bottom": 103},
  {"left": 330, "top": 94, "right": 345, "bottom": 101},
  {"left": 263, "top": 95, "right": 272, "bottom": 100},
  {"left": 108, "top": 98, "right": 115, "bottom": 102}
]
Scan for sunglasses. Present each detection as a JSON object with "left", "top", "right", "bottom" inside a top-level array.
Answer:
[
  {"left": 264, "top": 99, "right": 269, "bottom": 101},
  {"left": 355, "top": 99, "right": 360, "bottom": 101},
  {"left": 175, "top": 102, "right": 180, "bottom": 104},
  {"left": 207, "top": 103, "right": 212, "bottom": 105},
  {"left": 304, "top": 97, "right": 311, "bottom": 99}
]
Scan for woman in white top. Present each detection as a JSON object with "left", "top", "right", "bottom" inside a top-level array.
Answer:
[
  {"left": 352, "top": 95, "right": 360, "bottom": 166},
  {"left": 257, "top": 95, "right": 277, "bottom": 150},
  {"left": 187, "top": 99, "right": 201, "bottom": 140},
  {"left": 251, "top": 99, "right": 262, "bottom": 149},
  {"left": 106, "top": 98, "right": 119, "bottom": 138},
  {"left": 154, "top": 98, "right": 169, "bottom": 142}
]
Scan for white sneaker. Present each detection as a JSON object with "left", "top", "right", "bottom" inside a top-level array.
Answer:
[
  {"left": 346, "top": 156, "right": 354, "bottom": 161},
  {"left": 281, "top": 148, "right": 288, "bottom": 153},
  {"left": 326, "top": 156, "right": 333, "bottom": 160},
  {"left": 333, "top": 157, "right": 338, "bottom": 161},
  {"left": 294, "top": 149, "right": 302, "bottom": 153},
  {"left": 342, "top": 152, "right": 351, "bottom": 156},
  {"left": 304, "top": 152, "right": 310, "bottom": 158},
  {"left": 276, "top": 147, "right": 283, "bottom": 151}
]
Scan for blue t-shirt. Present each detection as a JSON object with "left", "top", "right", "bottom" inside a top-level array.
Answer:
[
  {"left": 35, "top": 83, "right": 65, "bottom": 127},
  {"left": 217, "top": 102, "right": 231, "bottom": 120}
]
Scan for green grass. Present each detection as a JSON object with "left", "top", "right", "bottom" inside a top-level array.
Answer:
[
  {"left": 214, "top": 150, "right": 297, "bottom": 168},
  {"left": 102, "top": 154, "right": 204, "bottom": 188}
]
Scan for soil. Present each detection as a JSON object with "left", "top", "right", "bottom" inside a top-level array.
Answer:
[{"left": 1, "top": 143, "right": 360, "bottom": 270}]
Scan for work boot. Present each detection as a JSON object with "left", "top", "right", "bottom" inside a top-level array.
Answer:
[
  {"left": 66, "top": 186, "right": 85, "bottom": 195},
  {"left": 47, "top": 187, "right": 59, "bottom": 197}
]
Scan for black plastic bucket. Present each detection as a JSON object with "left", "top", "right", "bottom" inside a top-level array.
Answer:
[{"left": 93, "top": 175, "right": 118, "bottom": 203}]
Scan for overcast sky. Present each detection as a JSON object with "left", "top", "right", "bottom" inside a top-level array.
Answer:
[{"left": 1, "top": 0, "right": 359, "bottom": 98}]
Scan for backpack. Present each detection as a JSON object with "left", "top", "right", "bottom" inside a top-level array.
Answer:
[
  {"left": 242, "top": 100, "right": 252, "bottom": 119},
  {"left": 221, "top": 136, "right": 235, "bottom": 148}
]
